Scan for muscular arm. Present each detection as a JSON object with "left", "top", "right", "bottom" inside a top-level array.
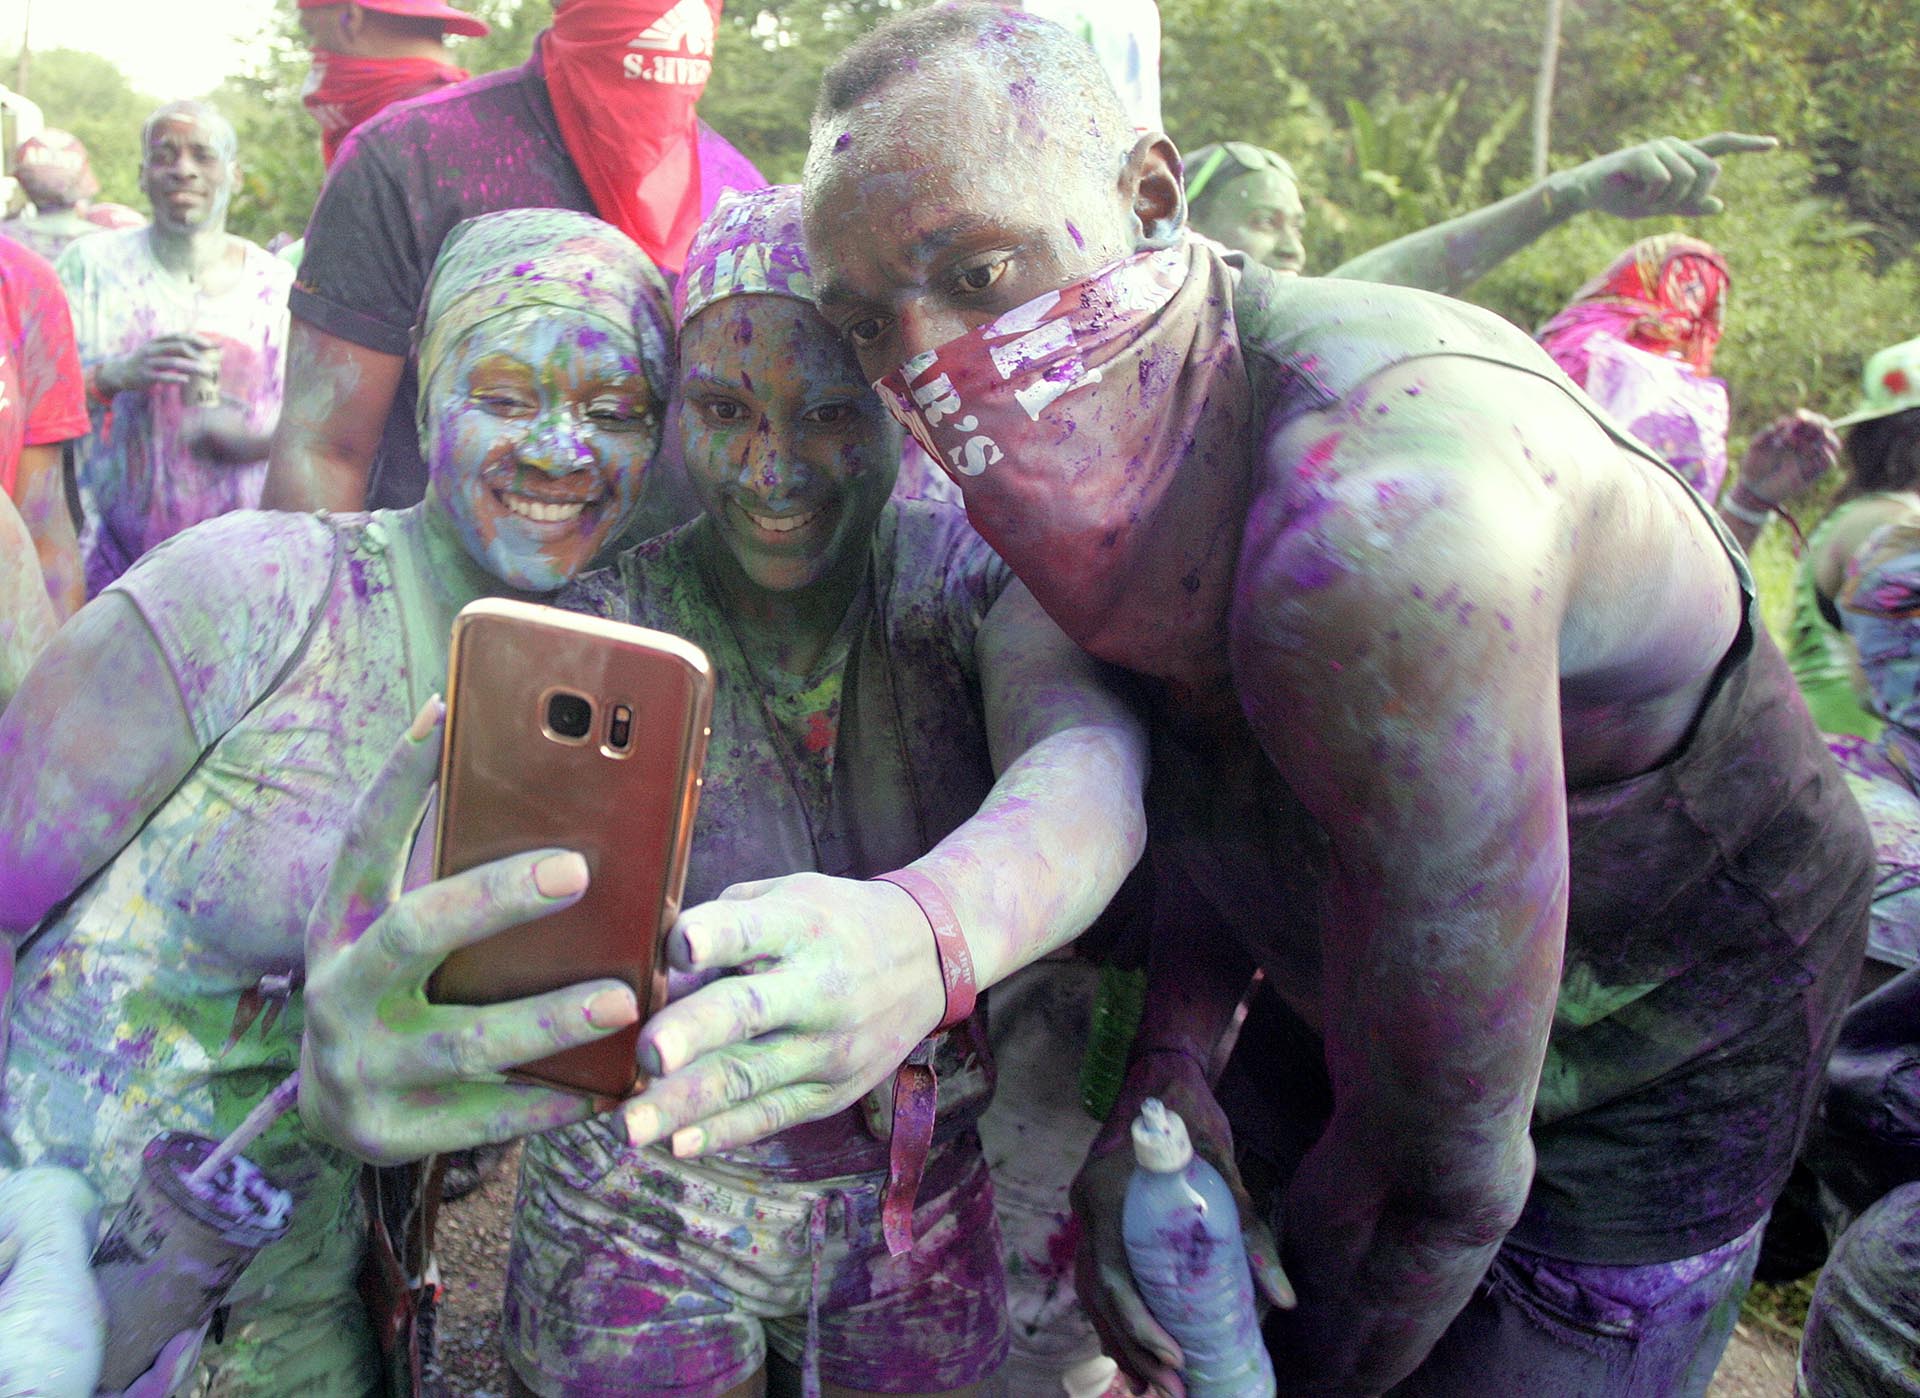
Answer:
[
  {"left": 14, "top": 443, "right": 81, "bottom": 620},
  {"left": 0, "top": 594, "right": 199, "bottom": 938},
  {"left": 259, "top": 320, "right": 404, "bottom": 512},
  {"left": 1231, "top": 410, "right": 1570, "bottom": 1391},
  {"left": 1330, "top": 134, "right": 1773, "bottom": 296}
]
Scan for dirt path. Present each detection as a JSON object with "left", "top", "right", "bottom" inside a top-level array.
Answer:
[{"left": 433, "top": 1143, "right": 1800, "bottom": 1398}]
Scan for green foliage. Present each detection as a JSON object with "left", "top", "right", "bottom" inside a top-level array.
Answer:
[
  {"left": 701, "top": 0, "right": 910, "bottom": 185},
  {"left": 1, "top": 47, "right": 156, "bottom": 207}
]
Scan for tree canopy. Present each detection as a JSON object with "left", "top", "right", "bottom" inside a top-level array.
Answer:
[{"left": 6, "top": 0, "right": 1913, "bottom": 618}]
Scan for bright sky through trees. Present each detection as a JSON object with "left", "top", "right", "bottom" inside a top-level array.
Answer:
[{"left": 0, "top": 0, "right": 278, "bottom": 99}]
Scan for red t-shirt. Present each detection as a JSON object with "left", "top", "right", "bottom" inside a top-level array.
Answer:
[{"left": 0, "top": 237, "right": 87, "bottom": 498}]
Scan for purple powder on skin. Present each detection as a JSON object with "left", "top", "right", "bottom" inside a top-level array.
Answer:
[{"left": 1066, "top": 220, "right": 1084, "bottom": 249}]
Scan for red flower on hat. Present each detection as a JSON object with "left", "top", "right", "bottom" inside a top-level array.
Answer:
[{"left": 1886, "top": 368, "right": 1912, "bottom": 396}]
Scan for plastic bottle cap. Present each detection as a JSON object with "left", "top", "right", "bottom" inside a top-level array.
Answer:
[
  {"left": 1131, "top": 1097, "right": 1194, "bottom": 1173},
  {"left": 1063, "top": 1355, "right": 1122, "bottom": 1398}
]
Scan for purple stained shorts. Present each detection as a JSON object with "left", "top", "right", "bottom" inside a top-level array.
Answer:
[
  {"left": 503, "top": 1122, "right": 1008, "bottom": 1397},
  {"left": 1384, "top": 1218, "right": 1766, "bottom": 1397}
]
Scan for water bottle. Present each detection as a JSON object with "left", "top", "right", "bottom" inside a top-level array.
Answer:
[{"left": 1121, "top": 1099, "right": 1275, "bottom": 1398}]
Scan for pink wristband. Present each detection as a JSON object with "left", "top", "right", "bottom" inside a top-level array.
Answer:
[{"left": 872, "top": 868, "right": 977, "bottom": 1033}]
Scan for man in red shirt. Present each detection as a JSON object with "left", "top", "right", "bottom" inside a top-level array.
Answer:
[{"left": 0, "top": 237, "right": 89, "bottom": 621}]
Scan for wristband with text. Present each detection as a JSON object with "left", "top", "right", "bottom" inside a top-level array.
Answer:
[{"left": 872, "top": 867, "right": 977, "bottom": 1034}]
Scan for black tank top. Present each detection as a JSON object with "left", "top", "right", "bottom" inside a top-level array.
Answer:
[{"left": 1176, "top": 260, "right": 1873, "bottom": 1262}]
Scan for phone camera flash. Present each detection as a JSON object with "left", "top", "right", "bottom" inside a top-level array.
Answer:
[{"left": 608, "top": 704, "right": 635, "bottom": 752}]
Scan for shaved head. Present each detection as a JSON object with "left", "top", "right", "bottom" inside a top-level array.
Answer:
[
  {"left": 810, "top": 3, "right": 1136, "bottom": 191},
  {"left": 800, "top": 2, "right": 1186, "bottom": 385},
  {"left": 141, "top": 100, "right": 239, "bottom": 162}
]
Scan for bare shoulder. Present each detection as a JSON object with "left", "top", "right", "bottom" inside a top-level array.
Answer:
[
  {"left": 1242, "top": 353, "right": 1740, "bottom": 714},
  {"left": 1246, "top": 357, "right": 1574, "bottom": 621}
]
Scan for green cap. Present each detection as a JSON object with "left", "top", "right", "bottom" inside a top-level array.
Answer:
[{"left": 1835, "top": 336, "right": 1920, "bottom": 428}]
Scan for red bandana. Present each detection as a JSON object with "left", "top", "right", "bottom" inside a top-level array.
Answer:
[
  {"left": 539, "top": 0, "right": 721, "bottom": 275},
  {"left": 303, "top": 52, "right": 471, "bottom": 167},
  {"left": 875, "top": 240, "right": 1255, "bottom": 686}
]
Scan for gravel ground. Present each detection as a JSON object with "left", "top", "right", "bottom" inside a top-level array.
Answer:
[{"left": 433, "top": 1142, "right": 1800, "bottom": 1398}]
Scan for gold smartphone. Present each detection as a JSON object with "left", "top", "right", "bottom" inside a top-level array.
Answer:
[{"left": 428, "top": 598, "right": 714, "bottom": 1099}]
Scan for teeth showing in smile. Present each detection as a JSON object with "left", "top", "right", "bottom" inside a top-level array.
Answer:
[
  {"left": 504, "top": 494, "right": 589, "bottom": 524},
  {"left": 744, "top": 508, "right": 818, "bottom": 534}
]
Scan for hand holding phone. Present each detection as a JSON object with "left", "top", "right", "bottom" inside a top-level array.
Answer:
[
  {"left": 428, "top": 599, "right": 714, "bottom": 1098},
  {"left": 301, "top": 699, "right": 644, "bottom": 1165}
]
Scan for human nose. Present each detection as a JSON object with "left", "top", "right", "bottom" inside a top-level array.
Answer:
[
  {"left": 733, "top": 418, "right": 813, "bottom": 508},
  {"left": 517, "top": 410, "right": 596, "bottom": 476},
  {"left": 893, "top": 299, "right": 975, "bottom": 364}
]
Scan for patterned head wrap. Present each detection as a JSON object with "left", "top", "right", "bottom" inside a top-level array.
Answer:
[
  {"left": 14, "top": 129, "right": 99, "bottom": 208},
  {"left": 414, "top": 208, "right": 674, "bottom": 443},
  {"left": 1539, "top": 234, "right": 1731, "bottom": 381},
  {"left": 673, "top": 184, "right": 813, "bottom": 328}
]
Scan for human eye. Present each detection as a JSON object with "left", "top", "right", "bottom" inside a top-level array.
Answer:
[
  {"left": 585, "top": 394, "right": 654, "bottom": 431},
  {"left": 692, "top": 394, "right": 750, "bottom": 427},
  {"left": 950, "top": 256, "right": 1009, "bottom": 297},
  {"left": 804, "top": 400, "right": 862, "bottom": 428},
  {"left": 469, "top": 386, "right": 535, "bottom": 417},
  {"left": 844, "top": 314, "right": 891, "bottom": 348}
]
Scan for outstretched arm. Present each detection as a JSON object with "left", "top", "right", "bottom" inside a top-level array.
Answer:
[
  {"left": 298, "top": 584, "right": 1151, "bottom": 1162},
  {"left": 622, "top": 580, "right": 1151, "bottom": 1155},
  {"left": 1229, "top": 399, "right": 1571, "bottom": 1391},
  {"left": 1329, "top": 133, "right": 1775, "bottom": 295}
]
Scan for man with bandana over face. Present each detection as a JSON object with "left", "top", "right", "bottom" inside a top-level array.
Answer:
[
  {"left": 297, "top": 0, "right": 489, "bottom": 169},
  {"left": 58, "top": 101, "right": 291, "bottom": 596},
  {"left": 266, "top": 0, "right": 765, "bottom": 516},
  {"left": 788, "top": 8, "right": 1871, "bottom": 1395}
]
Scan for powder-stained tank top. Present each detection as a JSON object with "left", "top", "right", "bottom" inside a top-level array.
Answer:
[{"left": 1172, "top": 261, "right": 1873, "bottom": 1264}]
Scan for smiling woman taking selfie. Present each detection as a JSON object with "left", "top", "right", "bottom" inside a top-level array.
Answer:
[{"left": 0, "top": 207, "right": 672, "bottom": 1396}]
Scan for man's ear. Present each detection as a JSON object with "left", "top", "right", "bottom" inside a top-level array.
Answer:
[
  {"left": 341, "top": 2, "right": 366, "bottom": 46},
  {"left": 1126, "top": 133, "right": 1186, "bottom": 251}
]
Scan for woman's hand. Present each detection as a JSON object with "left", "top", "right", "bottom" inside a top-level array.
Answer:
[
  {"left": 0, "top": 1166, "right": 104, "bottom": 1398},
  {"left": 620, "top": 872, "right": 948, "bottom": 1157},
  {"left": 300, "top": 701, "right": 642, "bottom": 1164},
  {"left": 1072, "top": 1047, "right": 1292, "bottom": 1398}
]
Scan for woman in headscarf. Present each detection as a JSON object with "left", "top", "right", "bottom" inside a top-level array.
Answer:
[
  {"left": 1539, "top": 233, "right": 1736, "bottom": 500},
  {"left": 296, "top": 184, "right": 1150, "bottom": 1398},
  {"left": 0, "top": 207, "right": 673, "bottom": 1396}
]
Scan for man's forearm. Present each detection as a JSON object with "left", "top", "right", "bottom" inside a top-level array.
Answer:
[
  {"left": 261, "top": 322, "right": 404, "bottom": 512},
  {"left": 15, "top": 445, "right": 82, "bottom": 621},
  {"left": 907, "top": 723, "right": 1147, "bottom": 988},
  {"left": 1328, "top": 176, "right": 1582, "bottom": 296},
  {"left": 260, "top": 430, "right": 371, "bottom": 511},
  {"left": 1267, "top": 1120, "right": 1533, "bottom": 1392}
]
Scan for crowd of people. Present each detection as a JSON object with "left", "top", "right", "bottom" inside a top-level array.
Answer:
[{"left": 0, "top": 2, "right": 1914, "bottom": 1396}]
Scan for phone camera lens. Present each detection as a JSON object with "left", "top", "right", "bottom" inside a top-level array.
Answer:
[{"left": 547, "top": 692, "right": 593, "bottom": 740}]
